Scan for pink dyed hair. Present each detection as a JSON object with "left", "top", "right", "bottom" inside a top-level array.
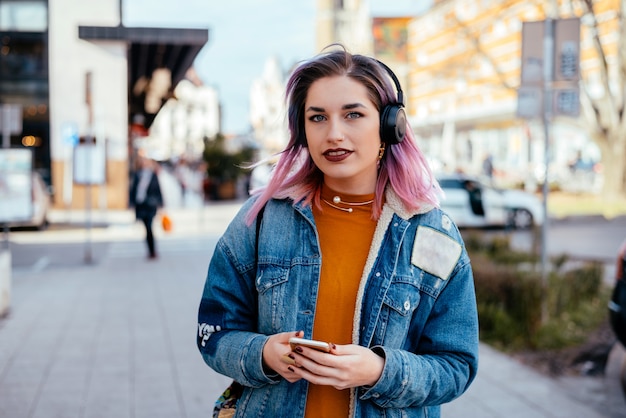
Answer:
[{"left": 246, "top": 47, "right": 440, "bottom": 225}]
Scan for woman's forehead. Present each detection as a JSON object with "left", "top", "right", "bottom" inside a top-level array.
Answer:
[{"left": 305, "top": 76, "right": 373, "bottom": 107}]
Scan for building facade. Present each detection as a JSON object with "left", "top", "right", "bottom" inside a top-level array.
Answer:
[
  {"left": 0, "top": 0, "right": 208, "bottom": 210},
  {"left": 407, "top": 0, "right": 617, "bottom": 190},
  {"left": 49, "top": 0, "right": 128, "bottom": 209},
  {"left": 249, "top": 56, "right": 288, "bottom": 156},
  {"left": 1, "top": 0, "right": 50, "bottom": 182},
  {"left": 145, "top": 69, "right": 220, "bottom": 162},
  {"left": 316, "top": 0, "right": 373, "bottom": 54}
]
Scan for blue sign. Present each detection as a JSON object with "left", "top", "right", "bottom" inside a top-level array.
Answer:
[{"left": 61, "top": 123, "right": 79, "bottom": 146}]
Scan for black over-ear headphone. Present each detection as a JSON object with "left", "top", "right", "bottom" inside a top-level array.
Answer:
[{"left": 375, "top": 60, "right": 407, "bottom": 145}]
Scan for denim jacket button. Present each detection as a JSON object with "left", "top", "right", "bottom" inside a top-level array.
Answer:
[{"left": 404, "top": 300, "right": 410, "bottom": 310}]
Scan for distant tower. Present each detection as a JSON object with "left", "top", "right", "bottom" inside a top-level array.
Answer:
[
  {"left": 249, "top": 57, "right": 288, "bottom": 154},
  {"left": 315, "top": 0, "right": 373, "bottom": 54}
]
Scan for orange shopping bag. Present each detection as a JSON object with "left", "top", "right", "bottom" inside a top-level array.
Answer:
[{"left": 161, "top": 213, "right": 173, "bottom": 232}]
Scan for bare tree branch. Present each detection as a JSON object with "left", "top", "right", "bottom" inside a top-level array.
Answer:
[
  {"left": 450, "top": 13, "right": 516, "bottom": 91},
  {"left": 580, "top": 79, "right": 609, "bottom": 140},
  {"left": 580, "top": 0, "right": 618, "bottom": 129},
  {"left": 619, "top": 0, "right": 626, "bottom": 129}
]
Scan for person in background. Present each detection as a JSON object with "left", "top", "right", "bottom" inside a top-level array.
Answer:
[
  {"left": 464, "top": 179, "right": 485, "bottom": 216},
  {"left": 197, "top": 46, "right": 479, "bottom": 417},
  {"left": 482, "top": 153, "right": 494, "bottom": 183},
  {"left": 129, "top": 156, "right": 163, "bottom": 259},
  {"left": 175, "top": 157, "right": 195, "bottom": 206}
]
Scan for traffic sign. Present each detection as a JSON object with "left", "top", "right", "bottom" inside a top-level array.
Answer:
[
  {"left": 0, "top": 104, "right": 21, "bottom": 134},
  {"left": 517, "top": 18, "right": 580, "bottom": 119},
  {"left": 0, "top": 104, "right": 22, "bottom": 148},
  {"left": 61, "top": 123, "right": 79, "bottom": 146}
]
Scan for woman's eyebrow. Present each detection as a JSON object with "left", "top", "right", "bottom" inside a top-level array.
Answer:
[
  {"left": 305, "top": 102, "right": 366, "bottom": 112},
  {"left": 343, "top": 102, "right": 366, "bottom": 110}
]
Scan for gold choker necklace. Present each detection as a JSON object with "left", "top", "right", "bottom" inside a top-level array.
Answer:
[{"left": 322, "top": 195, "right": 374, "bottom": 213}]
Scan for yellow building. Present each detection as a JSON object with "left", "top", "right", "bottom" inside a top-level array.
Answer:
[{"left": 406, "top": 0, "right": 619, "bottom": 188}]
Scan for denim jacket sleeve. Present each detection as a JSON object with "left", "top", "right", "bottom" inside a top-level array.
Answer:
[{"left": 196, "top": 199, "right": 278, "bottom": 388}]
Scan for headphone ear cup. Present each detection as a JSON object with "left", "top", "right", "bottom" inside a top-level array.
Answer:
[{"left": 380, "top": 105, "right": 407, "bottom": 144}]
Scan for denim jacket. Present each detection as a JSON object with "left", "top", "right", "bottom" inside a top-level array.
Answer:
[{"left": 197, "top": 188, "right": 479, "bottom": 418}]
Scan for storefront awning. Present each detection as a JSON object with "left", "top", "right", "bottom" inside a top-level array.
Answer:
[{"left": 78, "top": 25, "right": 209, "bottom": 128}]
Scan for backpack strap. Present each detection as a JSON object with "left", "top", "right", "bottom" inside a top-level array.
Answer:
[
  {"left": 255, "top": 205, "right": 265, "bottom": 263},
  {"left": 212, "top": 204, "right": 266, "bottom": 416}
]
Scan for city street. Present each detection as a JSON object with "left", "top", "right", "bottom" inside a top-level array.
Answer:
[
  {"left": 3, "top": 1, "right": 626, "bottom": 416},
  {"left": 1, "top": 202, "right": 625, "bottom": 417}
]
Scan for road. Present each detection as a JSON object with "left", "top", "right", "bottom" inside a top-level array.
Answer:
[
  {"left": 5, "top": 202, "right": 234, "bottom": 273},
  {"left": 468, "top": 214, "right": 626, "bottom": 284},
  {"left": 8, "top": 212, "right": 625, "bottom": 279}
]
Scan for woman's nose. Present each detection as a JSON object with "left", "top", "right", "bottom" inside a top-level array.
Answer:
[{"left": 327, "top": 118, "right": 344, "bottom": 142}]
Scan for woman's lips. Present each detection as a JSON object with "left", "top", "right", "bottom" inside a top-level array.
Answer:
[{"left": 323, "top": 149, "right": 352, "bottom": 162}]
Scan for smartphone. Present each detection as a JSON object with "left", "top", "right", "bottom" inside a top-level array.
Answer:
[{"left": 289, "top": 337, "right": 331, "bottom": 353}]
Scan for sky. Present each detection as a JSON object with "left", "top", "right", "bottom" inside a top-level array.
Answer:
[{"left": 124, "top": 0, "right": 430, "bottom": 135}]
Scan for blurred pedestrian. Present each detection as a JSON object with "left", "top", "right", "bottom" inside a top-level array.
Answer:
[
  {"left": 197, "top": 46, "right": 478, "bottom": 417},
  {"left": 175, "top": 157, "right": 194, "bottom": 207},
  {"left": 129, "top": 156, "right": 163, "bottom": 259},
  {"left": 482, "top": 153, "right": 494, "bottom": 182},
  {"left": 464, "top": 179, "right": 485, "bottom": 216}
]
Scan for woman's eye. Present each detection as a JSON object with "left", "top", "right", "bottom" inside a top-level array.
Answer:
[
  {"left": 309, "top": 114, "right": 325, "bottom": 122},
  {"left": 346, "top": 112, "right": 362, "bottom": 119}
]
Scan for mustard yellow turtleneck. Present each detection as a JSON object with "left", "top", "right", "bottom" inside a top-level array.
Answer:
[{"left": 305, "top": 184, "right": 378, "bottom": 418}]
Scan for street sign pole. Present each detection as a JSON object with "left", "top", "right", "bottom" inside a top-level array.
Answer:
[
  {"left": 540, "top": 18, "right": 555, "bottom": 323},
  {"left": 518, "top": 17, "right": 580, "bottom": 323},
  {"left": 1, "top": 106, "right": 7, "bottom": 249},
  {"left": 84, "top": 71, "right": 94, "bottom": 264}
]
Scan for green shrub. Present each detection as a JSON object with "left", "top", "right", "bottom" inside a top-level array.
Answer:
[
  {"left": 469, "top": 236, "right": 608, "bottom": 352},
  {"left": 477, "top": 304, "right": 522, "bottom": 349},
  {"left": 464, "top": 232, "right": 538, "bottom": 264},
  {"left": 472, "top": 254, "right": 543, "bottom": 348}
]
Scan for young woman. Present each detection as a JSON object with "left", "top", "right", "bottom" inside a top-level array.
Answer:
[{"left": 197, "top": 47, "right": 479, "bottom": 418}]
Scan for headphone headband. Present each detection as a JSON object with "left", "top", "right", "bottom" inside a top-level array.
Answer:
[
  {"left": 375, "top": 60, "right": 407, "bottom": 145},
  {"left": 375, "top": 59, "right": 404, "bottom": 106}
]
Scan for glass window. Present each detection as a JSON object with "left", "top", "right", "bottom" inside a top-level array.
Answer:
[
  {"left": 0, "top": 1, "right": 47, "bottom": 31},
  {"left": 0, "top": 32, "right": 47, "bottom": 79},
  {"left": 439, "top": 179, "right": 465, "bottom": 189}
]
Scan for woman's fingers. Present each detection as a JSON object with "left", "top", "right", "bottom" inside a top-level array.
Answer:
[
  {"left": 287, "top": 344, "right": 384, "bottom": 389},
  {"left": 262, "top": 331, "right": 304, "bottom": 382}
]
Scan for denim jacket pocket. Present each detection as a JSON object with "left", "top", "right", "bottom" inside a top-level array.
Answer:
[
  {"left": 375, "top": 276, "right": 422, "bottom": 347},
  {"left": 255, "top": 265, "right": 290, "bottom": 331}
]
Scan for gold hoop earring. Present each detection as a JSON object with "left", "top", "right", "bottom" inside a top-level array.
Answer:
[{"left": 378, "top": 143, "right": 386, "bottom": 160}]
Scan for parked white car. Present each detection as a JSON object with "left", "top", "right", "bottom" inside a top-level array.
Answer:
[{"left": 436, "top": 174, "right": 544, "bottom": 229}]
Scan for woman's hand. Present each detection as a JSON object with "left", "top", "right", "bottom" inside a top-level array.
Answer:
[
  {"left": 262, "top": 330, "right": 305, "bottom": 383},
  {"left": 282, "top": 343, "right": 385, "bottom": 390}
]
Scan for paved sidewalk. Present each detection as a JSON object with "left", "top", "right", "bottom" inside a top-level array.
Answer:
[{"left": 1, "top": 203, "right": 624, "bottom": 417}]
